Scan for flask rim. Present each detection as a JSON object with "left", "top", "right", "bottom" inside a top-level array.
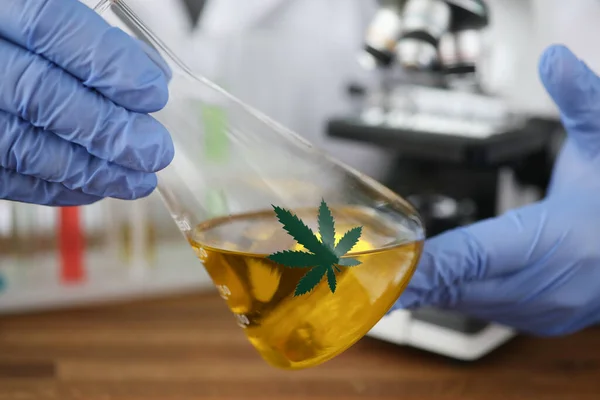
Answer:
[{"left": 92, "top": 0, "right": 114, "bottom": 14}]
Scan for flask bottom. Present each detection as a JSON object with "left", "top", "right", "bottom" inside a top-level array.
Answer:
[{"left": 187, "top": 205, "right": 423, "bottom": 370}]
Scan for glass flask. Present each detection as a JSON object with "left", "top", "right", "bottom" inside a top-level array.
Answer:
[{"left": 93, "top": 0, "right": 425, "bottom": 370}]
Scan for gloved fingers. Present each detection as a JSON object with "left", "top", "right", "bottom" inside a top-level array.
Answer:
[
  {"left": 539, "top": 44, "right": 600, "bottom": 157},
  {"left": 447, "top": 302, "right": 553, "bottom": 335},
  {"left": 396, "top": 277, "right": 549, "bottom": 334},
  {"left": 558, "top": 301, "right": 600, "bottom": 337},
  {"left": 450, "top": 294, "right": 585, "bottom": 336},
  {"left": 1, "top": 0, "right": 169, "bottom": 113},
  {"left": 458, "top": 254, "right": 590, "bottom": 310},
  {"left": 0, "top": 167, "right": 102, "bottom": 207},
  {"left": 0, "top": 111, "right": 157, "bottom": 200},
  {"left": 454, "top": 259, "right": 600, "bottom": 334},
  {"left": 0, "top": 37, "right": 174, "bottom": 173},
  {"left": 394, "top": 202, "right": 555, "bottom": 310}
]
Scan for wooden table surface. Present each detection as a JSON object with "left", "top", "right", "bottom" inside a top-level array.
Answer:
[{"left": 1, "top": 291, "right": 599, "bottom": 400}]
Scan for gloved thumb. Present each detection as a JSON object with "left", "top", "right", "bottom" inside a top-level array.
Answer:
[
  {"left": 395, "top": 200, "right": 556, "bottom": 310},
  {"left": 539, "top": 44, "right": 600, "bottom": 157}
]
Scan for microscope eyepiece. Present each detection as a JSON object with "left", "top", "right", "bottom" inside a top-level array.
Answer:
[
  {"left": 396, "top": 0, "right": 452, "bottom": 70},
  {"left": 360, "top": 0, "right": 490, "bottom": 88}
]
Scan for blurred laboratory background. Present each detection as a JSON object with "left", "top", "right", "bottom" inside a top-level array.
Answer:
[{"left": 2, "top": 0, "right": 600, "bottom": 398}]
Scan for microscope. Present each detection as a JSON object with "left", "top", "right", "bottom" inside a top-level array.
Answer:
[
  {"left": 328, "top": 0, "right": 562, "bottom": 361},
  {"left": 361, "top": 0, "right": 488, "bottom": 83}
]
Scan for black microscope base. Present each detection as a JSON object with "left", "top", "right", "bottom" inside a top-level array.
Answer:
[{"left": 328, "top": 115, "right": 562, "bottom": 359}]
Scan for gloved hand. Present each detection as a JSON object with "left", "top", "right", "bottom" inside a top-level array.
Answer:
[
  {"left": 0, "top": 0, "right": 174, "bottom": 206},
  {"left": 394, "top": 44, "right": 600, "bottom": 337}
]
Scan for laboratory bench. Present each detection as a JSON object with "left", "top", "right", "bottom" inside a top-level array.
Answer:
[{"left": 1, "top": 291, "right": 599, "bottom": 400}]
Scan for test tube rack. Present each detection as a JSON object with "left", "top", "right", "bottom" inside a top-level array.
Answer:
[{"left": 0, "top": 194, "right": 215, "bottom": 315}]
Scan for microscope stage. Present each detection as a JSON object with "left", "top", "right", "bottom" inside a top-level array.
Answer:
[
  {"left": 326, "top": 107, "right": 558, "bottom": 361},
  {"left": 367, "top": 308, "right": 516, "bottom": 361},
  {"left": 327, "top": 116, "right": 557, "bottom": 167}
]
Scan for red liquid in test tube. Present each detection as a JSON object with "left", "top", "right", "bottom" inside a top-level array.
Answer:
[{"left": 58, "top": 207, "right": 85, "bottom": 284}]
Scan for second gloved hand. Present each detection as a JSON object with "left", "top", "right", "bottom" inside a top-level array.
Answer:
[
  {"left": 394, "top": 44, "right": 600, "bottom": 337},
  {"left": 0, "top": 0, "right": 174, "bottom": 206}
]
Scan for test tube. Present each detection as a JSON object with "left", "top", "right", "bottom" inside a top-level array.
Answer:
[
  {"left": 128, "top": 197, "right": 150, "bottom": 279},
  {"left": 0, "top": 200, "right": 12, "bottom": 292},
  {"left": 58, "top": 207, "right": 85, "bottom": 284}
]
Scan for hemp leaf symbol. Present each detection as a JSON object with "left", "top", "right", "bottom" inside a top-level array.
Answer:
[{"left": 267, "top": 199, "right": 363, "bottom": 296}]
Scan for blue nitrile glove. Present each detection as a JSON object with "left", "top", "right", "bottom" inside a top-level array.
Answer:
[
  {"left": 0, "top": 0, "right": 174, "bottom": 206},
  {"left": 393, "top": 44, "right": 600, "bottom": 337}
]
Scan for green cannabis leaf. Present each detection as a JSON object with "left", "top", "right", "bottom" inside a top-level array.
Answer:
[{"left": 267, "top": 199, "right": 363, "bottom": 296}]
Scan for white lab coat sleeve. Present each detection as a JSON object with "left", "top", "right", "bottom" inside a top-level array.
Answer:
[{"left": 187, "top": 0, "right": 394, "bottom": 180}]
